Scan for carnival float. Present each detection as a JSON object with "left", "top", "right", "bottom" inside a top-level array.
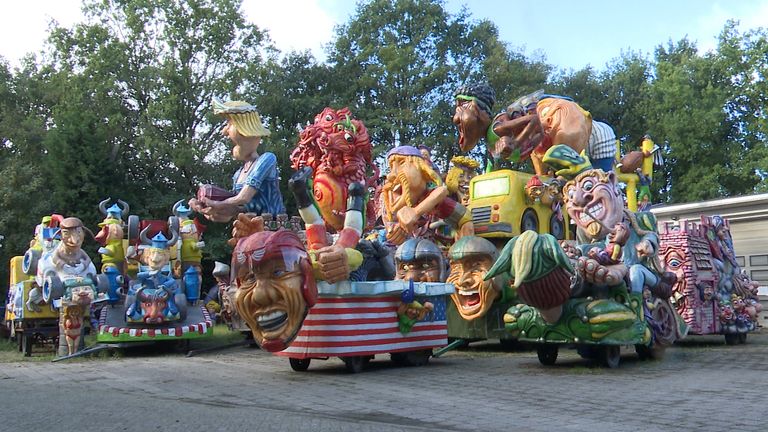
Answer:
[
  {"left": 659, "top": 215, "right": 761, "bottom": 344},
  {"left": 447, "top": 82, "right": 687, "bottom": 367},
  {"left": 2, "top": 82, "right": 709, "bottom": 372}
]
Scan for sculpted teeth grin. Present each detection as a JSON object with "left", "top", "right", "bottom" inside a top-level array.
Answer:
[
  {"left": 579, "top": 203, "right": 604, "bottom": 223},
  {"left": 257, "top": 311, "right": 287, "bottom": 331}
]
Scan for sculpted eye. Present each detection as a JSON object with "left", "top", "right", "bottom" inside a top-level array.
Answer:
[
  {"left": 325, "top": 114, "right": 333, "bottom": 121},
  {"left": 582, "top": 180, "right": 594, "bottom": 191},
  {"left": 667, "top": 258, "right": 682, "bottom": 269},
  {"left": 344, "top": 132, "right": 353, "bottom": 143},
  {"left": 568, "top": 189, "right": 575, "bottom": 200}
]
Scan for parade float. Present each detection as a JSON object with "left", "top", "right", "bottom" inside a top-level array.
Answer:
[
  {"left": 94, "top": 209, "right": 213, "bottom": 347},
  {"left": 224, "top": 105, "right": 454, "bottom": 372},
  {"left": 445, "top": 83, "right": 579, "bottom": 346},
  {"left": 5, "top": 216, "right": 111, "bottom": 356},
  {"left": 5, "top": 216, "right": 63, "bottom": 355},
  {"left": 482, "top": 145, "right": 687, "bottom": 367},
  {"left": 659, "top": 215, "right": 761, "bottom": 344},
  {"left": 448, "top": 82, "right": 687, "bottom": 366}
]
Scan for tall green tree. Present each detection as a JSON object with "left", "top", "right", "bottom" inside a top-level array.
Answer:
[{"left": 327, "top": 0, "right": 527, "bottom": 170}]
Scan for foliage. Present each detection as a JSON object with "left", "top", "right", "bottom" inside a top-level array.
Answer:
[{"left": 1, "top": 0, "right": 768, "bottom": 293}]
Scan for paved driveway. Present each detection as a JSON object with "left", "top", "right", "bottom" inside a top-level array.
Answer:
[{"left": 2, "top": 331, "right": 765, "bottom": 432}]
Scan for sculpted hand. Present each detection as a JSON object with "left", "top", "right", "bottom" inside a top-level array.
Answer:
[
  {"left": 314, "top": 244, "right": 349, "bottom": 283},
  {"left": 635, "top": 240, "right": 654, "bottom": 258},
  {"left": 227, "top": 214, "right": 263, "bottom": 247},
  {"left": 395, "top": 206, "right": 420, "bottom": 234},
  {"left": 576, "top": 256, "right": 627, "bottom": 286},
  {"left": 559, "top": 240, "right": 581, "bottom": 260}
]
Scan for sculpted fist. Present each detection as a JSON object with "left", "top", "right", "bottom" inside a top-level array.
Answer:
[
  {"left": 227, "top": 214, "right": 264, "bottom": 247},
  {"left": 314, "top": 244, "right": 350, "bottom": 284},
  {"left": 576, "top": 256, "right": 628, "bottom": 287}
]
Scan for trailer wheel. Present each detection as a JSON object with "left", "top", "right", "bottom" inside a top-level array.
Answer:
[
  {"left": 738, "top": 333, "right": 747, "bottom": 344},
  {"left": 635, "top": 343, "right": 665, "bottom": 360},
  {"left": 342, "top": 356, "right": 365, "bottom": 373},
  {"left": 601, "top": 345, "right": 621, "bottom": 368},
  {"left": 724, "top": 333, "right": 739, "bottom": 346},
  {"left": 537, "top": 344, "right": 558, "bottom": 366},
  {"left": 289, "top": 358, "right": 311, "bottom": 372},
  {"left": 22, "top": 332, "right": 33, "bottom": 357}
]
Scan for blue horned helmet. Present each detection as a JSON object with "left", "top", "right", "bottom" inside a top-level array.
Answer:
[
  {"left": 139, "top": 227, "right": 180, "bottom": 271},
  {"left": 172, "top": 199, "right": 193, "bottom": 219},
  {"left": 394, "top": 238, "right": 447, "bottom": 282},
  {"left": 98, "top": 198, "right": 129, "bottom": 220}
]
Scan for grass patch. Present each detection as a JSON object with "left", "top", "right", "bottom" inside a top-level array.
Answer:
[{"left": 0, "top": 323, "right": 250, "bottom": 363}]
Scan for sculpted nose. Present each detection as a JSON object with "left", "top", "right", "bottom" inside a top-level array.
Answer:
[
  {"left": 250, "top": 280, "right": 278, "bottom": 306},
  {"left": 574, "top": 189, "right": 593, "bottom": 206}
]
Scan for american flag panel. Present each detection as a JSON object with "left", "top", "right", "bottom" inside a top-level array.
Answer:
[{"left": 276, "top": 294, "right": 448, "bottom": 359}]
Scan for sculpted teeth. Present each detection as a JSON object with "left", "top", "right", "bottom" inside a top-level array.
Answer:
[
  {"left": 579, "top": 203, "right": 604, "bottom": 223},
  {"left": 459, "top": 290, "right": 478, "bottom": 296}
]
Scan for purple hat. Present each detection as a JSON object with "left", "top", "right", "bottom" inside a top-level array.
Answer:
[{"left": 386, "top": 145, "right": 423, "bottom": 160}]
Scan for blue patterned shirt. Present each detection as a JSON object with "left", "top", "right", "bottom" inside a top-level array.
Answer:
[{"left": 232, "top": 152, "right": 286, "bottom": 215}]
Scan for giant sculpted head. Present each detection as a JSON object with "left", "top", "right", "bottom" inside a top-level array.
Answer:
[
  {"left": 563, "top": 169, "right": 624, "bottom": 241},
  {"left": 452, "top": 83, "right": 496, "bottom": 153},
  {"left": 447, "top": 236, "right": 502, "bottom": 320},
  {"left": 290, "top": 107, "right": 377, "bottom": 231},
  {"left": 232, "top": 230, "right": 317, "bottom": 352}
]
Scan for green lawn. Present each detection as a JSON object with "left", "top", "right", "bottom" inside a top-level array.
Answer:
[{"left": 0, "top": 323, "right": 251, "bottom": 363}]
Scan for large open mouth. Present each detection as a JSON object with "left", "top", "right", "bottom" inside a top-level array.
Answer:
[
  {"left": 257, "top": 310, "right": 288, "bottom": 333},
  {"left": 577, "top": 200, "right": 605, "bottom": 226},
  {"left": 457, "top": 289, "right": 481, "bottom": 312}
]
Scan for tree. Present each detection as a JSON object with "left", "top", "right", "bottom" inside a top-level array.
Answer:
[
  {"left": 646, "top": 38, "right": 747, "bottom": 202},
  {"left": 326, "top": 0, "right": 530, "bottom": 171},
  {"left": 40, "top": 0, "right": 275, "bottom": 261}
]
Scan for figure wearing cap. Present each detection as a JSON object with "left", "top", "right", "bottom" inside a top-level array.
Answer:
[
  {"left": 189, "top": 98, "right": 286, "bottom": 223},
  {"left": 173, "top": 200, "right": 205, "bottom": 269},
  {"left": 382, "top": 145, "right": 474, "bottom": 245},
  {"left": 126, "top": 227, "right": 183, "bottom": 324},
  {"left": 95, "top": 198, "right": 130, "bottom": 273}
]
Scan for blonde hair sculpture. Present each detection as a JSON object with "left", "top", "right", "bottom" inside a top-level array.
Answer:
[
  {"left": 212, "top": 98, "right": 271, "bottom": 137},
  {"left": 383, "top": 154, "right": 443, "bottom": 220},
  {"left": 445, "top": 156, "right": 479, "bottom": 194}
]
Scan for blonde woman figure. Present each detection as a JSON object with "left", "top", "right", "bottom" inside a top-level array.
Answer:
[{"left": 190, "top": 98, "right": 286, "bottom": 223}]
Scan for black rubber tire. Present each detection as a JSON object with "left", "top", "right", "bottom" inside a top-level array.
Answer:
[
  {"left": 393, "top": 349, "right": 431, "bottom": 367},
  {"left": 22, "top": 333, "right": 32, "bottom": 357},
  {"left": 724, "top": 333, "right": 739, "bottom": 346},
  {"left": 537, "top": 344, "right": 559, "bottom": 366},
  {"left": 289, "top": 358, "right": 311, "bottom": 372},
  {"left": 601, "top": 345, "right": 621, "bottom": 368},
  {"left": 738, "top": 333, "right": 747, "bottom": 344},
  {"left": 342, "top": 356, "right": 365, "bottom": 373},
  {"left": 635, "top": 343, "right": 665, "bottom": 361},
  {"left": 521, "top": 208, "right": 539, "bottom": 233}
]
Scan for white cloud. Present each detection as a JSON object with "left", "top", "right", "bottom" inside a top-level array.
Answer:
[
  {"left": 0, "top": 0, "right": 83, "bottom": 68},
  {"left": 241, "top": 0, "right": 343, "bottom": 61}
]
